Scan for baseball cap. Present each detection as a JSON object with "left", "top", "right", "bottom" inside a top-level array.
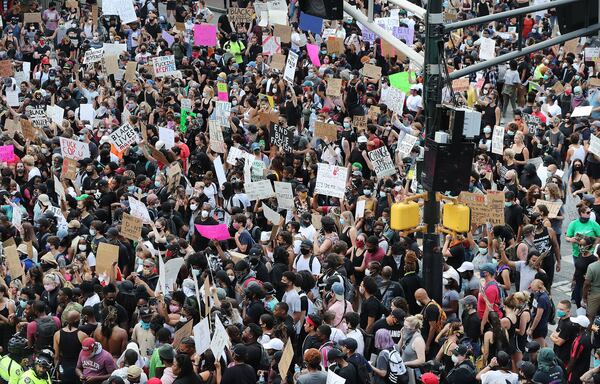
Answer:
[
  {"left": 300, "top": 239, "right": 313, "bottom": 248},
  {"left": 357, "top": 136, "right": 368, "bottom": 143},
  {"left": 461, "top": 295, "right": 477, "bottom": 307},
  {"left": 525, "top": 341, "right": 540, "bottom": 353},
  {"left": 127, "top": 366, "right": 142, "bottom": 379},
  {"left": 38, "top": 194, "right": 50, "bottom": 206},
  {"left": 570, "top": 315, "right": 590, "bottom": 328},
  {"left": 81, "top": 337, "right": 96, "bottom": 356},
  {"left": 457, "top": 261, "right": 474, "bottom": 273},
  {"left": 479, "top": 263, "right": 496, "bottom": 275},
  {"left": 331, "top": 282, "right": 345, "bottom": 301},
  {"left": 251, "top": 143, "right": 261, "bottom": 151},
  {"left": 390, "top": 308, "right": 405, "bottom": 322},
  {"left": 453, "top": 345, "right": 469, "bottom": 356},
  {"left": 158, "top": 345, "right": 175, "bottom": 360},
  {"left": 263, "top": 338, "right": 284, "bottom": 351},
  {"left": 327, "top": 348, "right": 345, "bottom": 360},
  {"left": 339, "top": 337, "right": 358, "bottom": 351},
  {"left": 232, "top": 343, "right": 248, "bottom": 358}
]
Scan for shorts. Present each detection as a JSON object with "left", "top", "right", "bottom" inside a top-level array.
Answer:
[
  {"left": 587, "top": 294, "right": 600, "bottom": 318},
  {"left": 532, "top": 327, "right": 548, "bottom": 339},
  {"left": 167, "top": 0, "right": 176, "bottom": 10}
]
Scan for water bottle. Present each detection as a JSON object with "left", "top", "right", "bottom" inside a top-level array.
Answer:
[
  {"left": 258, "top": 372, "right": 265, "bottom": 384},
  {"left": 294, "top": 364, "right": 301, "bottom": 374}
]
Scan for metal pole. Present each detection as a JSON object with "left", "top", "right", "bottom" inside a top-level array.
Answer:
[
  {"left": 422, "top": 0, "right": 444, "bottom": 304},
  {"left": 343, "top": 3, "right": 425, "bottom": 67},
  {"left": 443, "top": 0, "right": 581, "bottom": 32},
  {"left": 448, "top": 23, "right": 600, "bottom": 80},
  {"left": 386, "top": 0, "right": 427, "bottom": 19},
  {"left": 368, "top": 0, "right": 374, "bottom": 22}
]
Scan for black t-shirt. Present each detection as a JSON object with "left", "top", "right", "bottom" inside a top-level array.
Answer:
[
  {"left": 221, "top": 363, "right": 257, "bottom": 384},
  {"left": 447, "top": 244, "right": 466, "bottom": 270},
  {"left": 554, "top": 318, "right": 579, "bottom": 363},
  {"left": 332, "top": 363, "right": 358, "bottom": 384},
  {"left": 371, "top": 318, "right": 403, "bottom": 345},
  {"left": 447, "top": 361, "right": 477, "bottom": 384},
  {"left": 360, "top": 296, "right": 383, "bottom": 330},
  {"left": 420, "top": 301, "right": 440, "bottom": 341},
  {"left": 504, "top": 204, "right": 524, "bottom": 237},
  {"left": 461, "top": 311, "right": 481, "bottom": 341},
  {"left": 244, "top": 342, "right": 262, "bottom": 369}
]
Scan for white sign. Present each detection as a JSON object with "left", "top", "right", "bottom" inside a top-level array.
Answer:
[
  {"left": 83, "top": 48, "right": 104, "bottom": 65},
  {"left": 60, "top": 138, "right": 90, "bottom": 160},
  {"left": 128, "top": 196, "right": 151, "bottom": 223},
  {"left": 6, "top": 88, "right": 18, "bottom": 107},
  {"left": 210, "top": 316, "right": 229, "bottom": 359},
  {"left": 387, "top": 87, "right": 405, "bottom": 115},
  {"left": 368, "top": 146, "right": 396, "bottom": 178},
  {"left": 284, "top": 51, "right": 298, "bottom": 83},
  {"left": 118, "top": 0, "right": 137, "bottom": 23},
  {"left": 397, "top": 134, "right": 418, "bottom": 158},
  {"left": 479, "top": 37, "right": 496, "bottom": 61},
  {"left": 226, "top": 146, "right": 253, "bottom": 166},
  {"left": 103, "top": 43, "right": 127, "bottom": 56},
  {"left": 79, "top": 104, "right": 95, "bottom": 123},
  {"left": 572, "top": 105, "right": 593, "bottom": 118},
  {"left": 213, "top": 156, "right": 227, "bottom": 187},
  {"left": 356, "top": 199, "right": 366, "bottom": 219},
  {"left": 109, "top": 123, "right": 140, "bottom": 151},
  {"left": 315, "top": 163, "right": 348, "bottom": 199},
  {"left": 54, "top": 175, "right": 65, "bottom": 201},
  {"left": 27, "top": 106, "right": 49, "bottom": 129},
  {"left": 158, "top": 127, "right": 175, "bottom": 150},
  {"left": 102, "top": 0, "right": 119, "bottom": 15},
  {"left": 274, "top": 181, "right": 294, "bottom": 209},
  {"left": 163, "top": 257, "right": 185, "bottom": 292},
  {"left": 214, "top": 101, "right": 231, "bottom": 127},
  {"left": 152, "top": 55, "right": 178, "bottom": 77},
  {"left": 492, "top": 125, "right": 504, "bottom": 155},
  {"left": 181, "top": 98, "right": 192, "bottom": 111},
  {"left": 590, "top": 135, "right": 600, "bottom": 157},
  {"left": 193, "top": 317, "right": 211, "bottom": 356},
  {"left": 47, "top": 105, "right": 64, "bottom": 125},
  {"left": 263, "top": 204, "right": 283, "bottom": 225},
  {"left": 326, "top": 370, "right": 347, "bottom": 384},
  {"left": 244, "top": 180, "right": 276, "bottom": 201}
]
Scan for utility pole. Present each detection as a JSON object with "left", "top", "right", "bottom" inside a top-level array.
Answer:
[{"left": 422, "top": 0, "right": 444, "bottom": 303}]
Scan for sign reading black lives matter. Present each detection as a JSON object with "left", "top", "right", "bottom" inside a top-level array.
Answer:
[
  {"left": 368, "top": 146, "right": 396, "bottom": 178},
  {"left": 109, "top": 123, "right": 140, "bottom": 151},
  {"left": 26, "top": 106, "right": 49, "bottom": 129},
  {"left": 270, "top": 124, "right": 293, "bottom": 152}
]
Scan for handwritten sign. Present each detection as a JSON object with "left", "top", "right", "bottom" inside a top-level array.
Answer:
[
  {"left": 120, "top": 213, "right": 143, "bottom": 241},
  {"left": 274, "top": 181, "right": 294, "bottom": 209},
  {"left": 62, "top": 158, "right": 78, "bottom": 180},
  {"left": 284, "top": 51, "right": 298, "bottom": 83},
  {"left": 0, "top": 145, "right": 14, "bottom": 162},
  {"left": 5, "top": 245, "right": 23, "bottom": 279},
  {"left": 270, "top": 124, "right": 293, "bottom": 152},
  {"left": 270, "top": 53, "right": 286, "bottom": 71},
  {"left": 128, "top": 197, "right": 151, "bottom": 223},
  {"left": 278, "top": 340, "right": 294, "bottom": 380},
  {"left": 314, "top": 121, "right": 338, "bottom": 141},
  {"left": 244, "top": 180, "right": 276, "bottom": 201},
  {"left": 210, "top": 316, "right": 229, "bottom": 359},
  {"left": 152, "top": 55, "right": 177, "bottom": 77},
  {"left": 27, "top": 106, "right": 49, "bottom": 130},
  {"left": 326, "top": 78, "right": 343, "bottom": 97},
  {"left": 228, "top": 7, "right": 253, "bottom": 24},
  {"left": 363, "top": 63, "right": 382, "bottom": 80},
  {"left": 194, "top": 24, "right": 217, "bottom": 46},
  {"left": 109, "top": 123, "right": 139, "bottom": 151},
  {"left": 315, "top": 163, "right": 348, "bottom": 199},
  {"left": 326, "top": 37, "right": 344, "bottom": 54},
  {"left": 173, "top": 320, "right": 193, "bottom": 349},
  {"left": 83, "top": 48, "right": 104, "bottom": 65},
  {"left": 590, "top": 135, "right": 600, "bottom": 157},
  {"left": 535, "top": 199, "right": 563, "bottom": 219},
  {"left": 193, "top": 318, "right": 211, "bottom": 356},
  {"left": 478, "top": 37, "right": 496, "bottom": 61},
  {"left": 214, "top": 101, "right": 231, "bottom": 127},
  {"left": 492, "top": 125, "right": 504, "bottom": 155},
  {"left": 96, "top": 242, "right": 119, "bottom": 275},
  {"left": 60, "top": 138, "right": 90, "bottom": 160},
  {"left": 274, "top": 24, "right": 292, "bottom": 44},
  {"left": 353, "top": 115, "right": 367, "bottom": 130},
  {"left": 452, "top": 78, "right": 470, "bottom": 92},
  {"left": 397, "top": 134, "right": 418, "bottom": 158},
  {"left": 368, "top": 146, "right": 396, "bottom": 178},
  {"left": 208, "top": 121, "right": 226, "bottom": 153}
]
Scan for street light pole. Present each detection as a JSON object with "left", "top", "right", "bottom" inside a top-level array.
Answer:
[{"left": 422, "top": 0, "right": 444, "bottom": 303}]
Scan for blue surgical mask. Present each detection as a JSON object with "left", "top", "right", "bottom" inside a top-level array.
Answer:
[
  {"left": 154, "top": 181, "right": 161, "bottom": 188},
  {"left": 140, "top": 320, "right": 150, "bottom": 330},
  {"left": 594, "top": 358, "right": 600, "bottom": 368},
  {"left": 556, "top": 310, "right": 566, "bottom": 318},
  {"left": 340, "top": 218, "right": 346, "bottom": 226},
  {"left": 19, "top": 300, "right": 27, "bottom": 308},
  {"left": 478, "top": 247, "right": 488, "bottom": 255},
  {"left": 191, "top": 268, "right": 200, "bottom": 278},
  {"left": 504, "top": 202, "right": 513, "bottom": 207}
]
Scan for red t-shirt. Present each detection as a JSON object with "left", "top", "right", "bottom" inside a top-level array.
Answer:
[
  {"left": 27, "top": 315, "right": 62, "bottom": 340},
  {"left": 477, "top": 281, "right": 503, "bottom": 318}
]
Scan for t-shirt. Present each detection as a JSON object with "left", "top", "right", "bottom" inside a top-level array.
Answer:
[
  {"left": 421, "top": 301, "right": 441, "bottom": 341},
  {"left": 76, "top": 350, "right": 117, "bottom": 379},
  {"left": 515, "top": 261, "right": 540, "bottom": 291},
  {"left": 360, "top": 296, "right": 383, "bottom": 330},
  {"left": 533, "top": 366, "right": 564, "bottom": 384},
  {"left": 333, "top": 363, "right": 358, "bottom": 384},
  {"left": 554, "top": 318, "right": 579, "bottom": 364},
  {"left": 297, "top": 371, "right": 327, "bottom": 384},
  {"left": 371, "top": 318, "right": 402, "bottom": 345},
  {"left": 221, "top": 363, "right": 257, "bottom": 384},
  {"left": 481, "top": 370, "right": 518, "bottom": 384},
  {"left": 531, "top": 292, "right": 551, "bottom": 334},
  {"left": 294, "top": 254, "right": 321, "bottom": 275},
  {"left": 586, "top": 261, "right": 600, "bottom": 296},
  {"left": 477, "top": 281, "right": 503, "bottom": 318},
  {"left": 566, "top": 219, "right": 600, "bottom": 257}
]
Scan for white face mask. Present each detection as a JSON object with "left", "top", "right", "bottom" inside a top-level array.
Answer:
[
  {"left": 201, "top": 210, "right": 209, "bottom": 218},
  {"left": 365, "top": 269, "right": 372, "bottom": 276},
  {"left": 451, "top": 355, "right": 459, "bottom": 364},
  {"left": 190, "top": 204, "right": 198, "bottom": 211},
  {"left": 78, "top": 244, "right": 86, "bottom": 251}
]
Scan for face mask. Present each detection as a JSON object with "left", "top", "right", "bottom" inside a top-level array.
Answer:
[
  {"left": 154, "top": 181, "right": 161, "bottom": 188},
  {"left": 380, "top": 191, "right": 386, "bottom": 198},
  {"left": 228, "top": 275, "right": 235, "bottom": 282},
  {"left": 19, "top": 299, "right": 27, "bottom": 308},
  {"left": 201, "top": 210, "right": 209, "bottom": 218},
  {"left": 190, "top": 204, "right": 198, "bottom": 211},
  {"left": 191, "top": 268, "right": 200, "bottom": 278},
  {"left": 581, "top": 218, "right": 590, "bottom": 223},
  {"left": 478, "top": 247, "right": 488, "bottom": 255},
  {"left": 340, "top": 218, "right": 346, "bottom": 225},
  {"left": 79, "top": 245, "right": 86, "bottom": 251},
  {"left": 507, "top": 131, "right": 515, "bottom": 136},
  {"left": 140, "top": 320, "right": 150, "bottom": 330},
  {"left": 594, "top": 358, "right": 600, "bottom": 368},
  {"left": 416, "top": 301, "right": 423, "bottom": 307},
  {"left": 301, "top": 248, "right": 311, "bottom": 256},
  {"left": 90, "top": 229, "right": 96, "bottom": 236},
  {"left": 44, "top": 284, "right": 55, "bottom": 292},
  {"left": 364, "top": 190, "right": 372, "bottom": 196},
  {"left": 451, "top": 355, "right": 459, "bottom": 364},
  {"left": 343, "top": 122, "right": 350, "bottom": 129},
  {"left": 356, "top": 240, "right": 365, "bottom": 248},
  {"left": 169, "top": 304, "right": 180, "bottom": 313},
  {"left": 556, "top": 310, "right": 566, "bottom": 318},
  {"left": 365, "top": 269, "right": 372, "bottom": 276},
  {"left": 232, "top": 100, "right": 238, "bottom": 106},
  {"left": 505, "top": 202, "right": 513, "bottom": 207},
  {"left": 491, "top": 258, "right": 499, "bottom": 267}
]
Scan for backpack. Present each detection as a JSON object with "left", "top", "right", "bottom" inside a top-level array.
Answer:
[
  {"left": 34, "top": 317, "right": 58, "bottom": 352},
  {"left": 382, "top": 349, "right": 407, "bottom": 384},
  {"left": 258, "top": 343, "right": 270, "bottom": 371},
  {"left": 484, "top": 280, "right": 506, "bottom": 309},
  {"left": 294, "top": 254, "right": 317, "bottom": 273},
  {"left": 349, "top": 357, "right": 371, "bottom": 384}
]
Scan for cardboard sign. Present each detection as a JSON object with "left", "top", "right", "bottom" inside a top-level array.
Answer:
[
  {"left": 274, "top": 24, "right": 292, "bottom": 44},
  {"left": 353, "top": 115, "right": 367, "bottom": 130},
  {"left": 105, "top": 55, "right": 119, "bottom": 75},
  {"left": 589, "top": 77, "right": 600, "bottom": 88},
  {"left": 572, "top": 105, "right": 593, "bottom": 118},
  {"left": 452, "top": 78, "right": 470, "bottom": 92},
  {"left": 551, "top": 81, "right": 565, "bottom": 95},
  {"left": 362, "top": 63, "right": 382, "bottom": 80},
  {"left": 315, "top": 163, "right": 348, "bottom": 199},
  {"left": 128, "top": 196, "right": 151, "bottom": 223},
  {"left": 386, "top": 87, "right": 405, "bottom": 115},
  {"left": 208, "top": 120, "right": 226, "bottom": 153},
  {"left": 173, "top": 320, "right": 193, "bottom": 349},
  {"left": 244, "top": 180, "right": 276, "bottom": 201},
  {"left": 109, "top": 123, "right": 139, "bottom": 151},
  {"left": 368, "top": 146, "right": 396, "bottom": 178},
  {"left": 326, "top": 78, "right": 343, "bottom": 97},
  {"left": 23, "top": 13, "right": 42, "bottom": 24},
  {"left": 486, "top": 192, "right": 505, "bottom": 226},
  {"left": 492, "top": 125, "right": 504, "bottom": 155},
  {"left": 152, "top": 55, "right": 178, "bottom": 77},
  {"left": 327, "top": 37, "right": 344, "bottom": 54},
  {"left": 83, "top": 48, "right": 104, "bottom": 65},
  {"left": 274, "top": 181, "right": 294, "bottom": 209},
  {"left": 5, "top": 245, "right": 23, "bottom": 279},
  {"left": 367, "top": 106, "right": 380, "bottom": 122},
  {"left": 314, "top": 121, "right": 338, "bottom": 140},
  {"left": 535, "top": 199, "right": 563, "bottom": 219},
  {"left": 262, "top": 204, "right": 283, "bottom": 225},
  {"left": 270, "top": 124, "right": 293, "bottom": 152},
  {"left": 270, "top": 53, "right": 286, "bottom": 72},
  {"left": 0, "top": 61, "right": 13, "bottom": 77},
  {"left": 62, "top": 157, "right": 78, "bottom": 180},
  {"left": 458, "top": 191, "right": 504, "bottom": 227},
  {"left": 228, "top": 7, "right": 253, "bottom": 24},
  {"left": 124, "top": 61, "right": 137, "bottom": 83},
  {"left": 96, "top": 242, "right": 119, "bottom": 275},
  {"left": 60, "top": 137, "right": 90, "bottom": 160},
  {"left": 278, "top": 340, "right": 294, "bottom": 380},
  {"left": 283, "top": 51, "right": 298, "bottom": 83},
  {"left": 120, "top": 213, "right": 143, "bottom": 241}
]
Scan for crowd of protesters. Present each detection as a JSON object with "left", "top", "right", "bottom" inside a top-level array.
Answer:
[{"left": 0, "top": 0, "right": 596, "bottom": 383}]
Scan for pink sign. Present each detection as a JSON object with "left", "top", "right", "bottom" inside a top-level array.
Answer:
[
  {"left": 306, "top": 44, "right": 321, "bottom": 68},
  {"left": 194, "top": 24, "right": 217, "bottom": 47},
  {"left": 0, "top": 145, "right": 14, "bottom": 162},
  {"left": 195, "top": 224, "right": 231, "bottom": 241}
]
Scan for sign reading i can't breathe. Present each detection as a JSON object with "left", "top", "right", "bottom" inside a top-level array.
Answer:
[{"left": 152, "top": 55, "right": 177, "bottom": 77}]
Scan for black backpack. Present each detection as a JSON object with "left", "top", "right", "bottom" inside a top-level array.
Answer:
[
  {"left": 35, "top": 316, "right": 58, "bottom": 352},
  {"left": 349, "top": 357, "right": 372, "bottom": 384}
]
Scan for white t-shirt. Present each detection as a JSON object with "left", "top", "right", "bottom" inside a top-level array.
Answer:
[
  {"left": 481, "top": 369, "right": 518, "bottom": 384},
  {"left": 406, "top": 95, "right": 423, "bottom": 112},
  {"left": 293, "top": 254, "right": 321, "bottom": 275},
  {"left": 345, "top": 329, "right": 365, "bottom": 356},
  {"left": 515, "top": 261, "right": 540, "bottom": 292},
  {"left": 84, "top": 293, "right": 101, "bottom": 308}
]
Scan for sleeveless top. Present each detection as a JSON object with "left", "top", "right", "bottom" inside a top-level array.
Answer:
[
  {"left": 59, "top": 328, "right": 82, "bottom": 363},
  {"left": 572, "top": 145, "right": 586, "bottom": 164},
  {"left": 533, "top": 227, "right": 552, "bottom": 256},
  {"left": 401, "top": 332, "right": 423, "bottom": 363}
]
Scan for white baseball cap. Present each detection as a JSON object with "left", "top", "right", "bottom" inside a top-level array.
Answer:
[{"left": 457, "top": 261, "right": 475, "bottom": 273}]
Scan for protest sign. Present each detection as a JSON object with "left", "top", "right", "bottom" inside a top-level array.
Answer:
[
  {"left": 564, "top": 38, "right": 580, "bottom": 54},
  {"left": 125, "top": 61, "right": 137, "bottom": 82},
  {"left": 24, "top": 13, "right": 42, "bottom": 24},
  {"left": 386, "top": 87, "right": 405, "bottom": 115},
  {"left": 452, "top": 78, "right": 470, "bottom": 92},
  {"left": 268, "top": 9, "right": 287, "bottom": 25},
  {"left": 492, "top": 125, "right": 504, "bottom": 155},
  {"left": 362, "top": 64, "right": 382, "bottom": 80},
  {"left": 327, "top": 370, "right": 347, "bottom": 384},
  {"left": 479, "top": 37, "right": 496, "bottom": 61},
  {"left": 83, "top": 48, "right": 104, "bottom": 65},
  {"left": 173, "top": 321, "right": 193, "bottom": 349},
  {"left": 392, "top": 26, "right": 415, "bottom": 45},
  {"left": 457, "top": 192, "right": 488, "bottom": 227},
  {"left": 397, "top": 134, "right": 418, "bottom": 158},
  {"left": 120, "top": 213, "right": 143, "bottom": 241},
  {"left": 109, "top": 123, "right": 139, "bottom": 151},
  {"left": 263, "top": 204, "right": 283, "bottom": 225},
  {"left": 585, "top": 47, "right": 600, "bottom": 62},
  {"left": 210, "top": 316, "right": 229, "bottom": 359},
  {"left": 20, "top": 119, "right": 35, "bottom": 141},
  {"left": 4, "top": 119, "right": 16, "bottom": 138},
  {"left": 590, "top": 77, "right": 600, "bottom": 88},
  {"left": 270, "top": 124, "right": 293, "bottom": 152},
  {"left": 368, "top": 146, "right": 396, "bottom": 178},
  {"left": 6, "top": 89, "right": 18, "bottom": 107},
  {"left": 60, "top": 138, "right": 90, "bottom": 160},
  {"left": 0, "top": 61, "right": 13, "bottom": 77},
  {"left": 572, "top": 105, "right": 593, "bottom": 118},
  {"left": 274, "top": 181, "right": 294, "bottom": 209},
  {"left": 158, "top": 127, "right": 175, "bottom": 150},
  {"left": 213, "top": 156, "right": 227, "bottom": 188},
  {"left": 194, "top": 24, "right": 217, "bottom": 46},
  {"left": 5, "top": 245, "right": 23, "bottom": 279},
  {"left": 299, "top": 12, "right": 323, "bottom": 34},
  {"left": 214, "top": 101, "right": 231, "bottom": 127},
  {"left": 274, "top": 24, "right": 292, "bottom": 44},
  {"left": 353, "top": 115, "right": 367, "bottom": 130},
  {"left": 0, "top": 145, "right": 14, "bottom": 162},
  {"left": 283, "top": 51, "right": 298, "bottom": 83},
  {"left": 486, "top": 192, "right": 506, "bottom": 226},
  {"left": 590, "top": 135, "right": 600, "bottom": 157},
  {"left": 326, "top": 78, "right": 343, "bottom": 97},
  {"left": 262, "top": 35, "right": 281, "bottom": 56},
  {"left": 314, "top": 121, "right": 338, "bottom": 141},
  {"left": 523, "top": 114, "right": 542, "bottom": 133},
  {"left": 128, "top": 196, "right": 151, "bottom": 223},
  {"left": 270, "top": 53, "right": 286, "bottom": 71},
  {"left": 195, "top": 224, "right": 231, "bottom": 241},
  {"left": 152, "top": 55, "right": 178, "bottom": 77},
  {"left": 62, "top": 158, "right": 78, "bottom": 180},
  {"left": 535, "top": 199, "right": 562, "bottom": 219},
  {"left": 315, "top": 163, "right": 348, "bottom": 199},
  {"left": 306, "top": 44, "right": 321, "bottom": 67},
  {"left": 161, "top": 31, "right": 175, "bottom": 47},
  {"left": 27, "top": 106, "right": 49, "bottom": 129},
  {"left": 227, "top": 7, "right": 253, "bottom": 24},
  {"left": 118, "top": 0, "right": 137, "bottom": 23},
  {"left": 208, "top": 121, "right": 226, "bottom": 153},
  {"left": 193, "top": 318, "right": 211, "bottom": 356},
  {"left": 368, "top": 106, "right": 380, "bottom": 122},
  {"left": 279, "top": 340, "right": 294, "bottom": 380},
  {"left": 327, "top": 37, "right": 345, "bottom": 54},
  {"left": 226, "top": 146, "right": 253, "bottom": 166},
  {"left": 46, "top": 105, "right": 64, "bottom": 125},
  {"left": 551, "top": 81, "right": 565, "bottom": 95},
  {"left": 356, "top": 199, "right": 366, "bottom": 219},
  {"left": 96, "top": 243, "right": 119, "bottom": 275},
  {"left": 244, "top": 180, "right": 276, "bottom": 201},
  {"left": 104, "top": 55, "right": 119, "bottom": 75},
  {"left": 80, "top": 104, "right": 95, "bottom": 123}
]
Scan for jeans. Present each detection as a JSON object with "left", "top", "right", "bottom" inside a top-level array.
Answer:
[{"left": 502, "top": 90, "right": 517, "bottom": 117}]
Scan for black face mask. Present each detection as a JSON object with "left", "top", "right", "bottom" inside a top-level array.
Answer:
[
  {"left": 580, "top": 217, "right": 590, "bottom": 223},
  {"left": 105, "top": 298, "right": 115, "bottom": 306},
  {"left": 300, "top": 248, "right": 311, "bottom": 256}
]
